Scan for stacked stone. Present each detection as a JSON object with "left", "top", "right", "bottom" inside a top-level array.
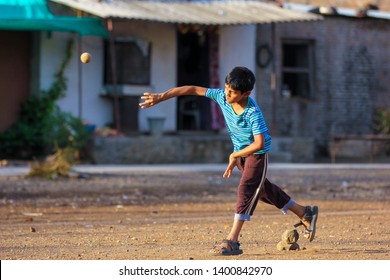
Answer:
[{"left": 277, "top": 229, "right": 300, "bottom": 251}]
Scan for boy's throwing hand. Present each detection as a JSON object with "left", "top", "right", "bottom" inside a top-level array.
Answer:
[{"left": 139, "top": 92, "right": 161, "bottom": 109}]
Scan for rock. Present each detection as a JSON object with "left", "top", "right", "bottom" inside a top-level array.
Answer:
[
  {"left": 281, "top": 229, "right": 299, "bottom": 244},
  {"left": 277, "top": 229, "right": 300, "bottom": 251},
  {"left": 277, "top": 240, "right": 300, "bottom": 251}
]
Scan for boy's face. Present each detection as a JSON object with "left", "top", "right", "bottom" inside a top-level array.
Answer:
[{"left": 224, "top": 84, "right": 250, "bottom": 104}]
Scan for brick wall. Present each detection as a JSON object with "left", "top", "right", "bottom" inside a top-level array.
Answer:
[{"left": 256, "top": 17, "right": 390, "bottom": 157}]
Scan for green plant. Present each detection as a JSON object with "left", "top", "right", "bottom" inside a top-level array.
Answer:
[
  {"left": 373, "top": 108, "right": 390, "bottom": 134},
  {"left": 28, "top": 147, "right": 78, "bottom": 179},
  {"left": 47, "top": 108, "right": 90, "bottom": 151},
  {"left": 0, "top": 38, "right": 89, "bottom": 159}
]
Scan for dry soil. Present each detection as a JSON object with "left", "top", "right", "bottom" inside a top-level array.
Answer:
[{"left": 1, "top": 167, "right": 389, "bottom": 260}]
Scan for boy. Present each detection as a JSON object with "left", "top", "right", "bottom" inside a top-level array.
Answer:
[{"left": 139, "top": 66, "right": 318, "bottom": 256}]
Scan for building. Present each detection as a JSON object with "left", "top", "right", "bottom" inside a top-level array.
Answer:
[
  {"left": 1, "top": 0, "right": 389, "bottom": 163},
  {"left": 1, "top": 0, "right": 323, "bottom": 163}
]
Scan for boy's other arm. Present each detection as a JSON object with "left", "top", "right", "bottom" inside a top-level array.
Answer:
[
  {"left": 231, "top": 134, "right": 265, "bottom": 159},
  {"left": 139, "top": 86, "right": 207, "bottom": 109},
  {"left": 223, "top": 134, "right": 265, "bottom": 178}
]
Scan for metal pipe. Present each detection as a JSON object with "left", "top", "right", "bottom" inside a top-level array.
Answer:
[
  {"left": 107, "top": 18, "right": 121, "bottom": 131},
  {"left": 271, "top": 22, "right": 277, "bottom": 136}
]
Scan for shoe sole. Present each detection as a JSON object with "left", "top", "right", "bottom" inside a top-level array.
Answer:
[
  {"left": 209, "top": 249, "right": 243, "bottom": 256},
  {"left": 308, "top": 205, "right": 318, "bottom": 242}
]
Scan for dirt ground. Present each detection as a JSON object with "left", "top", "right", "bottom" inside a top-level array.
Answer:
[{"left": 0, "top": 166, "right": 389, "bottom": 260}]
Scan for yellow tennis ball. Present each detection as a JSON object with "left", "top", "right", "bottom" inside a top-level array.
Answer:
[{"left": 80, "top": 52, "right": 92, "bottom": 64}]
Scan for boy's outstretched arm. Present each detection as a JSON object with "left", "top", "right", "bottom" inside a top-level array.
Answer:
[{"left": 139, "top": 86, "right": 207, "bottom": 109}]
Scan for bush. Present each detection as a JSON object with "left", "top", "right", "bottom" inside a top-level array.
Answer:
[
  {"left": 46, "top": 108, "right": 90, "bottom": 151},
  {"left": 28, "top": 147, "right": 78, "bottom": 179},
  {"left": 0, "top": 38, "right": 89, "bottom": 160},
  {"left": 373, "top": 108, "right": 390, "bottom": 135}
]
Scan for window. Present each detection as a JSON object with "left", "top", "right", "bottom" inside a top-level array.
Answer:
[
  {"left": 281, "top": 39, "right": 315, "bottom": 99},
  {"left": 104, "top": 36, "right": 151, "bottom": 85}
]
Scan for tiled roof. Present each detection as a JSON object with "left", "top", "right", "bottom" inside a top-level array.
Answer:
[
  {"left": 282, "top": 0, "right": 390, "bottom": 20},
  {"left": 283, "top": 0, "right": 389, "bottom": 12},
  {"left": 50, "top": 0, "right": 322, "bottom": 25}
]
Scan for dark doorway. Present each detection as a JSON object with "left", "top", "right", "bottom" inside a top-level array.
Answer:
[
  {"left": 0, "top": 31, "right": 31, "bottom": 132},
  {"left": 177, "top": 27, "right": 211, "bottom": 131}
]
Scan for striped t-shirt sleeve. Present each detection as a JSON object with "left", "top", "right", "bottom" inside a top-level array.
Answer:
[
  {"left": 205, "top": 88, "right": 224, "bottom": 105},
  {"left": 249, "top": 110, "right": 268, "bottom": 136}
]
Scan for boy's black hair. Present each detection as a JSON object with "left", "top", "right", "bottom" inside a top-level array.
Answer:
[{"left": 225, "top": 66, "right": 256, "bottom": 93}]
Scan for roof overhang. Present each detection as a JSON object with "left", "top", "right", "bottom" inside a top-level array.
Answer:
[
  {"left": 0, "top": 0, "right": 108, "bottom": 36},
  {"left": 282, "top": 2, "right": 390, "bottom": 20},
  {"left": 50, "top": 0, "right": 322, "bottom": 25}
]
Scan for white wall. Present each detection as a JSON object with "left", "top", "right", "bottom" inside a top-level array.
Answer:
[
  {"left": 78, "top": 36, "right": 112, "bottom": 127},
  {"left": 219, "top": 24, "right": 257, "bottom": 97},
  {"left": 91, "top": 21, "right": 178, "bottom": 133},
  {"left": 40, "top": 32, "right": 111, "bottom": 128},
  {"left": 39, "top": 24, "right": 257, "bottom": 133},
  {"left": 126, "top": 22, "right": 177, "bottom": 132},
  {"left": 138, "top": 24, "right": 258, "bottom": 132}
]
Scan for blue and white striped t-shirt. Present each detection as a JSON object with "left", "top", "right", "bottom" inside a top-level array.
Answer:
[{"left": 206, "top": 88, "right": 271, "bottom": 154}]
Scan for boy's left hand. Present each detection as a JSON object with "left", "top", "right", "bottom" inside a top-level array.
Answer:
[{"left": 223, "top": 153, "right": 237, "bottom": 178}]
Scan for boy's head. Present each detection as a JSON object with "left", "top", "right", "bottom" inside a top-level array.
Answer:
[{"left": 225, "top": 66, "right": 256, "bottom": 94}]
